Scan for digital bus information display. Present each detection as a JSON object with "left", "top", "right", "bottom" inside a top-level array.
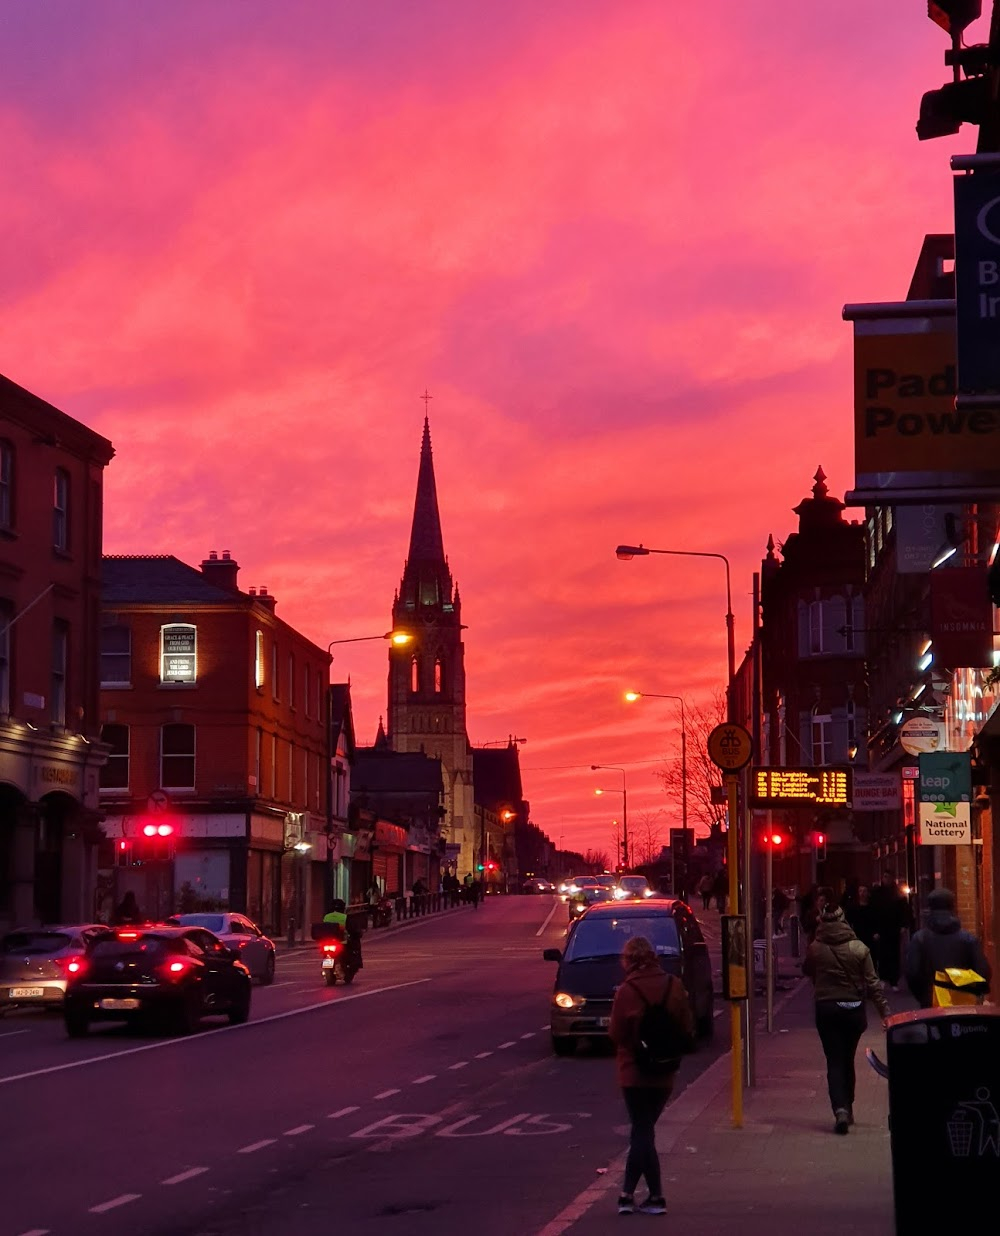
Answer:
[{"left": 751, "top": 768, "right": 851, "bottom": 808}]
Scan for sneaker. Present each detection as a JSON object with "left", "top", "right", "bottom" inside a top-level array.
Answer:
[
  {"left": 847, "top": 1106, "right": 855, "bottom": 1126},
  {"left": 638, "top": 1196, "right": 667, "bottom": 1215},
  {"left": 834, "top": 1108, "right": 850, "bottom": 1135},
  {"left": 618, "top": 1194, "right": 636, "bottom": 1216}
]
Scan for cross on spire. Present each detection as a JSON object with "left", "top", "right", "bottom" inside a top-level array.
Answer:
[{"left": 420, "top": 389, "right": 432, "bottom": 412}]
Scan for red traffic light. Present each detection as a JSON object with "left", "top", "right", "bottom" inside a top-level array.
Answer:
[
  {"left": 816, "top": 833, "right": 826, "bottom": 847},
  {"left": 764, "top": 832, "right": 785, "bottom": 847},
  {"left": 142, "top": 821, "right": 174, "bottom": 837}
]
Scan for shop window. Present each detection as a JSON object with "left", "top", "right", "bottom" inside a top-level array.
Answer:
[
  {"left": 161, "top": 723, "right": 195, "bottom": 789},
  {"left": 100, "top": 623, "right": 131, "bottom": 686},
  {"left": 0, "top": 440, "right": 13, "bottom": 530},
  {"left": 51, "top": 620, "right": 68, "bottom": 726},
  {"left": 160, "top": 623, "right": 197, "bottom": 684},
  {"left": 53, "top": 468, "right": 69, "bottom": 551},
  {"left": 100, "top": 724, "right": 129, "bottom": 790},
  {"left": 174, "top": 851, "right": 230, "bottom": 912}
]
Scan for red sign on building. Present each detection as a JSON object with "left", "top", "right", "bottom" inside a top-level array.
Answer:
[{"left": 930, "top": 567, "right": 994, "bottom": 668}]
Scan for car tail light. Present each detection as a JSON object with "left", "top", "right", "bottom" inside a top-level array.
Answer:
[
  {"left": 117, "top": 930, "right": 140, "bottom": 941},
  {"left": 160, "top": 958, "right": 193, "bottom": 980},
  {"left": 321, "top": 941, "right": 339, "bottom": 954},
  {"left": 60, "top": 955, "right": 87, "bottom": 978}
]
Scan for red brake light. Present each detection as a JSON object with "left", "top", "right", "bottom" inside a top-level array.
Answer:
[
  {"left": 61, "top": 955, "right": 86, "bottom": 978},
  {"left": 322, "top": 941, "right": 339, "bottom": 954},
  {"left": 117, "top": 930, "right": 140, "bottom": 941},
  {"left": 168, "top": 961, "right": 185, "bottom": 973},
  {"left": 160, "top": 956, "right": 193, "bottom": 980}
]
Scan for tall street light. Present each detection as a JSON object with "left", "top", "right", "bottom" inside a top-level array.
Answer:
[
  {"left": 625, "top": 691, "right": 688, "bottom": 898},
  {"left": 591, "top": 764, "right": 628, "bottom": 868},
  {"left": 615, "top": 544, "right": 735, "bottom": 722},
  {"left": 325, "top": 630, "right": 412, "bottom": 904}
]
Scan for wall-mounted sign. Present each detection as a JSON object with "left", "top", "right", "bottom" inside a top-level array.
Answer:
[
  {"left": 930, "top": 567, "right": 994, "bottom": 669},
  {"left": 918, "top": 801, "right": 972, "bottom": 845},
  {"left": 721, "top": 915, "right": 748, "bottom": 1001},
  {"left": 751, "top": 768, "right": 851, "bottom": 808},
  {"left": 918, "top": 751, "right": 972, "bottom": 804},
  {"left": 160, "top": 624, "right": 197, "bottom": 683},
  {"left": 707, "top": 724, "right": 753, "bottom": 772},
  {"left": 894, "top": 504, "right": 963, "bottom": 574},
  {"left": 899, "top": 717, "right": 944, "bottom": 756},
  {"left": 851, "top": 771, "right": 902, "bottom": 812},
  {"left": 954, "top": 171, "right": 1000, "bottom": 396}
]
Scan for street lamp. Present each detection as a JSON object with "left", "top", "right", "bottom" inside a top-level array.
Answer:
[
  {"left": 615, "top": 544, "right": 735, "bottom": 722},
  {"left": 625, "top": 691, "right": 688, "bottom": 899},
  {"left": 591, "top": 764, "right": 628, "bottom": 868}
]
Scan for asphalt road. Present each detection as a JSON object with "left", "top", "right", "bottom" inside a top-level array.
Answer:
[{"left": 0, "top": 897, "right": 727, "bottom": 1236}]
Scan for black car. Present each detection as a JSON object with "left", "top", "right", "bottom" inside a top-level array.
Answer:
[
  {"left": 63, "top": 925, "right": 253, "bottom": 1037},
  {"left": 543, "top": 898, "right": 714, "bottom": 1055}
]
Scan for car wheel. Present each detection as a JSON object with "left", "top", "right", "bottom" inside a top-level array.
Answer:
[
  {"left": 324, "top": 970, "right": 337, "bottom": 987},
  {"left": 175, "top": 993, "right": 202, "bottom": 1035},
  {"left": 551, "top": 1035, "right": 576, "bottom": 1057},
  {"left": 65, "top": 1008, "right": 89, "bottom": 1038},
  {"left": 261, "top": 954, "right": 275, "bottom": 986},
  {"left": 228, "top": 990, "right": 251, "bottom": 1025}
]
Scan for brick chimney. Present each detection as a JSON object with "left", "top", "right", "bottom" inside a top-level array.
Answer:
[
  {"left": 200, "top": 549, "right": 240, "bottom": 591},
  {"left": 255, "top": 585, "right": 277, "bottom": 612}
]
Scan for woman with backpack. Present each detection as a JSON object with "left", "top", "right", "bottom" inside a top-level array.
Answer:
[
  {"left": 803, "top": 899, "right": 890, "bottom": 1135},
  {"left": 608, "top": 935, "right": 695, "bottom": 1216}
]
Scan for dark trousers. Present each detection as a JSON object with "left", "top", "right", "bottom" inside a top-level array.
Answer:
[
  {"left": 815, "top": 1000, "right": 867, "bottom": 1113},
  {"left": 622, "top": 1087, "right": 670, "bottom": 1197}
]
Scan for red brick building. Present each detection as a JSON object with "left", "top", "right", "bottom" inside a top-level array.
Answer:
[
  {"left": 98, "top": 552, "right": 330, "bottom": 935},
  {"left": 0, "top": 374, "right": 114, "bottom": 930}
]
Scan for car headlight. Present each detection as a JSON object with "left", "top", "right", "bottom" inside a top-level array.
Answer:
[
  {"left": 614, "top": 887, "right": 627, "bottom": 900},
  {"left": 553, "top": 992, "right": 583, "bottom": 1010},
  {"left": 643, "top": 888, "right": 654, "bottom": 897}
]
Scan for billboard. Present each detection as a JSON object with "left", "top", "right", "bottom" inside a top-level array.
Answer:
[{"left": 954, "top": 171, "right": 1000, "bottom": 396}]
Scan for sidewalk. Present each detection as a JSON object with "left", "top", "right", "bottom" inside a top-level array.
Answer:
[{"left": 552, "top": 978, "right": 905, "bottom": 1236}]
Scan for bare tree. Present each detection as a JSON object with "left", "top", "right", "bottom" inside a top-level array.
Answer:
[
  {"left": 655, "top": 692, "right": 727, "bottom": 835},
  {"left": 582, "top": 847, "right": 611, "bottom": 873},
  {"left": 630, "top": 809, "right": 665, "bottom": 868}
]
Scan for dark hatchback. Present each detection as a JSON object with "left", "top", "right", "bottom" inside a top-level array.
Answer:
[
  {"left": 544, "top": 898, "right": 714, "bottom": 1055},
  {"left": 63, "top": 926, "right": 253, "bottom": 1037}
]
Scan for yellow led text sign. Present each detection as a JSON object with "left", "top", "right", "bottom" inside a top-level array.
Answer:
[{"left": 751, "top": 768, "right": 851, "bottom": 808}]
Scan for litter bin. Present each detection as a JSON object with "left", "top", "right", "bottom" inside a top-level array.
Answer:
[{"left": 884, "top": 1005, "right": 1000, "bottom": 1234}]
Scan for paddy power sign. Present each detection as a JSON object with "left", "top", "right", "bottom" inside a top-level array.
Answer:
[{"left": 844, "top": 302, "right": 1000, "bottom": 503}]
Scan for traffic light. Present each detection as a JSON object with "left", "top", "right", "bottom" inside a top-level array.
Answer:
[
  {"left": 928, "top": 1, "right": 982, "bottom": 35},
  {"left": 918, "top": 75, "right": 991, "bottom": 140},
  {"left": 815, "top": 831, "right": 827, "bottom": 863},
  {"left": 476, "top": 863, "right": 485, "bottom": 872},
  {"left": 486, "top": 861, "right": 496, "bottom": 872}
]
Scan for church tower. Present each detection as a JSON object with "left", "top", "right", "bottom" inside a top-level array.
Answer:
[{"left": 387, "top": 418, "right": 476, "bottom": 875}]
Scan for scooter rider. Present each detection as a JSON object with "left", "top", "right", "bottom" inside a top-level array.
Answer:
[{"left": 323, "top": 898, "right": 364, "bottom": 971}]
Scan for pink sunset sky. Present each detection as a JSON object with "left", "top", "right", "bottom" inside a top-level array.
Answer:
[{"left": 0, "top": 2, "right": 981, "bottom": 855}]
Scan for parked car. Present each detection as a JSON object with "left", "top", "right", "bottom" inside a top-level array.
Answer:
[
  {"left": 63, "top": 925, "right": 252, "bottom": 1037},
  {"left": 166, "top": 912, "right": 276, "bottom": 984},
  {"left": 521, "top": 877, "right": 556, "bottom": 895},
  {"left": 0, "top": 925, "right": 111, "bottom": 1013},
  {"left": 543, "top": 898, "right": 714, "bottom": 1055},
  {"left": 614, "top": 874, "right": 654, "bottom": 900},
  {"left": 565, "top": 875, "right": 615, "bottom": 920}
]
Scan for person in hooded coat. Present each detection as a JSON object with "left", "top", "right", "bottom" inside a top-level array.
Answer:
[
  {"left": 803, "top": 900, "right": 889, "bottom": 1136},
  {"left": 905, "top": 887, "right": 991, "bottom": 1008}
]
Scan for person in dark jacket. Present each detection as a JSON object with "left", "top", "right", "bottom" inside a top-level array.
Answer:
[
  {"left": 904, "top": 887, "right": 991, "bottom": 1008},
  {"left": 111, "top": 891, "right": 142, "bottom": 926},
  {"left": 608, "top": 935, "right": 694, "bottom": 1216},
  {"left": 804, "top": 902, "right": 889, "bottom": 1135},
  {"left": 870, "top": 873, "right": 911, "bottom": 989},
  {"left": 845, "top": 883, "right": 878, "bottom": 951}
]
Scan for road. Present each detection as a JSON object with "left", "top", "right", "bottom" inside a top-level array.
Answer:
[{"left": 0, "top": 897, "right": 727, "bottom": 1236}]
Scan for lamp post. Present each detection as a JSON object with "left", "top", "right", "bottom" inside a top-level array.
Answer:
[
  {"left": 625, "top": 691, "right": 688, "bottom": 898},
  {"left": 591, "top": 765, "right": 628, "bottom": 868},
  {"left": 325, "top": 630, "right": 412, "bottom": 906}
]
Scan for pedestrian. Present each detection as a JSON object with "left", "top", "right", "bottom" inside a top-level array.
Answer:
[
  {"left": 803, "top": 899, "right": 889, "bottom": 1135},
  {"left": 870, "top": 873, "right": 911, "bottom": 990},
  {"left": 712, "top": 869, "right": 728, "bottom": 912},
  {"left": 697, "top": 873, "right": 714, "bottom": 911},
  {"left": 772, "top": 886, "right": 790, "bottom": 935},
  {"left": 844, "top": 884, "right": 877, "bottom": 951},
  {"left": 904, "top": 887, "right": 992, "bottom": 1008},
  {"left": 800, "top": 884, "right": 831, "bottom": 943},
  {"left": 608, "top": 935, "right": 694, "bottom": 1216},
  {"left": 111, "top": 890, "right": 142, "bottom": 926},
  {"left": 469, "top": 877, "right": 481, "bottom": 909}
]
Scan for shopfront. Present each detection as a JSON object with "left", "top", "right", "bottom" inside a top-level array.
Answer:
[{"left": 372, "top": 820, "right": 407, "bottom": 896}]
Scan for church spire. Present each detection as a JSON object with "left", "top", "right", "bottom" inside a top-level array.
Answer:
[{"left": 406, "top": 417, "right": 445, "bottom": 564}]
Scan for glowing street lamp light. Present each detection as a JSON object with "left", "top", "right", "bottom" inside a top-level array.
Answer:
[
  {"left": 591, "top": 764, "right": 628, "bottom": 868},
  {"left": 625, "top": 690, "right": 688, "bottom": 898}
]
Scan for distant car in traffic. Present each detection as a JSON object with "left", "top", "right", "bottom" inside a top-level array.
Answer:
[
  {"left": 521, "top": 877, "right": 556, "bottom": 895},
  {"left": 565, "top": 875, "right": 615, "bottom": 920},
  {"left": 63, "top": 925, "right": 253, "bottom": 1037},
  {"left": 614, "top": 874, "right": 654, "bottom": 900},
  {"left": 543, "top": 897, "right": 714, "bottom": 1054},
  {"left": 0, "top": 925, "right": 111, "bottom": 1013},
  {"left": 166, "top": 912, "right": 276, "bottom": 984}
]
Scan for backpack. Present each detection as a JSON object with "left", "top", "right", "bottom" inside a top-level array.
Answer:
[{"left": 629, "top": 976, "right": 694, "bottom": 1074}]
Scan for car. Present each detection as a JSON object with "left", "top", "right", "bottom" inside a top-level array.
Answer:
[
  {"left": 62, "top": 925, "right": 253, "bottom": 1037},
  {"left": 0, "top": 925, "right": 111, "bottom": 1012},
  {"left": 565, "top": 875, "right": 615, "bottom": 920},
  {"left": 543, "top": 898, "right": 715, "bottom": 1055},
  {"left": 521, "top": 877, "right": 556, "bottom": 895},
  {"left": 166, "top": 912, "right": 276, "bottom": 983},
  {"left": 615, "top": 874, "right": 654, "bottom": 900}
]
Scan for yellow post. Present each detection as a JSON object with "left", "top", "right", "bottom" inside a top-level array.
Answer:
[{"left": 727, "top": 773, "right": 743, "bottom": 1129}]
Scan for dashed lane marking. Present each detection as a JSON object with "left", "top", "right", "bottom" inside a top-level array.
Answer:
[
  {"left": 162, "top": 1168, "right": 208, "bottom": 1186},
  {"left": 412, "top": 1074, "right": 435, "bottom": 1085},
  {"left": 374, "top": 1088, "right": 401, "bottom": 1100},
  {"left": 327, "top": 1105, "right": 359, "bottom": 1118},
  {"left": 0, "top": 1029, "right": 30, "bottom": 1038},
  {"left": 520, "top": 1032, "right": 535, "bottom": 1039},
  {"left": 16, "top": 1229, "right": 49, "bottom": 1235},
  {"left": 498, "top": 1041, "right": 516, "bottom": 1049},
  {"left": 448, "top": 1061, "right": 468, "bottom": 1070},
  {"left": 89, "top": 1194, "right": 141, "bottom": 1214},
  {"left": 475, "top": 1051, "right": 493, "bottom": 1059},
  {"left": 283, "top": 1124, "right": 315, "bottom": 1136},
  {"left": 237, "top": 1139, "right": 276, "bottom": 1155}
]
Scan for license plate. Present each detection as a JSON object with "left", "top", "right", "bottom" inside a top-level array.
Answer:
[
  {"left": 99, "top": 997, "right": 140, "bottom": 1011},
  {"left": 9, "top": 987, "right": 45, "bottom": 999},
  {"left": 321, "top": 958, "right": 335, "bottom": 970},
  {"left": 597, "top": 1017, "right": 610, "bottom": 1028}
]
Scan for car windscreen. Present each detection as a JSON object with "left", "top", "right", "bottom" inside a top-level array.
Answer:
[
  {"left": 174, "top": 914, "right": 226, "bottom": 932},
  {"left": 620, "top": 877, "right": 648, "bottom": 890},
  {"left": 595, "top": 876, "right": 616, "bottom": 887},
  {"left": 563, "top": 915, "right": 681, "bottom": 963},
  {"left": 2, "top": 932, "right": 72, "bottom": 955}
]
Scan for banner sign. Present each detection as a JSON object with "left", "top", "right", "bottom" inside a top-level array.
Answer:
[
  {"left": 918, "top": 801, "right": 972, "bottom": 845},
  {"left": 929, "top": 567, "right": 994, "bottom": 668},
  {"left": 894, "top": 504, "right": 963, "bottom": 573},
  {"left": 750, "top": 767, "right": 851, "bottom": 808},
  {"left": 918, "top": 751, "right": 972, "bottom": 803},
  {"left": 851, "top": 771, "right": 902, "bottom": 812},
  {"left": 954, "top": 171, "right": 1000, "bottom": 396}
]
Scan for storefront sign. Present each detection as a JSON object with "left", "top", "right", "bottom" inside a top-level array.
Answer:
[
  {"left": 899, "top": 717, "right": 944, "bottom": 756},
  {"left": 918, "top": 751, "right": 972, "bottom": 803},
  {"left": 930, "top": 567, "right": 994, "bottom": 668},
  {"left": 851, "top": 771, "right": 902, "bottom": 812},
  {"left": 954, "top": 171, "right": 1000, "bottom": 396},
  {"left": 918, "top": 801, "right": 972, "bottom": 845},
  {"left": 160, "top": 624, "right": 197, "bottom": 683},
  {"left": 750, "top": 767, "right": 851, "bottom": 808},
  {"left": 375, "top": 820, "right": 407, "bottom": 849},
  {"left": 894, "top": 504, "right": 963, "bottom": 573}
]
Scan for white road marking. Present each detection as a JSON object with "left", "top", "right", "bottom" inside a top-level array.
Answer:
[
  {"left": 327, "top": 1105, "right": 360, "bottom": 1118},
  {"left": 0, "top": 978, "right": 431, "bottom": 1088},
  {"left": 89, "top": 1194, "right": 141, "bottom": 1214},
  {"left": 498, "top": 1040, "right": 516, "bottom": 1049},
  {"left": 474, "top": 1051, "right": 493, "bottom": 1059},
  {"left": 374, "top": 1088, "right": 401, "bottom": 1100},
  {"left": 162, "top": 1167, "right": 208, "bottom": 1186},
  {"left": 448, "top": 1061, "right": 468, "bottom": 1070},
  {"left": 520, "top": 1032, "right": 535, "bottom": 1039},
  {"left": 16, "top": 1229, "right": 49, "bottom": 1235},
  {"left": 535, "top": 902, "right": 560, "bottom": 936},
  {"left": 283, "top": 1124, "right": 314, "bottom": 1136},
  {"left": 412, "top": 1074, "right": 435, "bottom": 1084},
  {"left": 0, "top": 1029, "right": 30, "bottom": 1039},
  {"left": 237, "top": 1139, "right": 276, "bottom": 1154}
]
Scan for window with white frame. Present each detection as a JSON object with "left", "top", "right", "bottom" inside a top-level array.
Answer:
[
  {"left": 51, "top": 620, "right": 68, "bottom": 726},
  {"left": 161, "top": 723, "right": 195, "bottom": 789},
  {"left": 270, "top": 733, "right": 277, "bottom": 798},
  {"left": 811, "top": 709, "right": 832, "bottom": 766},
  {"left": 101, "top": 623, "right": 131, "bottom": 685},
  {"left": 53, "top": 468, "right": 69, "bottom": 551},
  {"left": 255, "top": 630, "right": 265, "bottom": 689},
  {"left": 160, "top": 623, "right": 197, "bottom": 684},
  {"left": 304, "top": 665, "right": 310, "bottom": 717},
  {"left": 272, "top": 642, "right": 279, "bottom": 700},
  {"left": 287, "top": 741, "right": 294, "bottom": 802},
  {"left": 288, "top": 653, "right": 295, "bottom": 709},
  {"left": 100, "top": 724, "right": 129, "bottom": 790},
  {"left": 255, "top": 727, "right": 262, "bottom": 790}
]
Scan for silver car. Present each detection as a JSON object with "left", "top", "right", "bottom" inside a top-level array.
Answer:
[
  {"left": 167, "top": 913, "right": 276, "bottom": 984},
  {"left": 0, "top": 925, "right": 111, "bottom": 1011}
]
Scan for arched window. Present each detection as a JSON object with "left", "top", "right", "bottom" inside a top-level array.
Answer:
[
  {"left": 410, "top": 657, "right": 420, "bottom": 693},
  {"left": 434, "top": 659, "right": 443, "bottom": 693}
]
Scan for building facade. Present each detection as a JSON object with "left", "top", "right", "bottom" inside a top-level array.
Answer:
[{"left": 0, "top": 374, "right": 114, "bottom": 930}]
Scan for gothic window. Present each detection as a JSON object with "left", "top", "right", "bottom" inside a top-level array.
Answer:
[
  {"left": 410, "top": 656, "right": 419, "bottom": 693},
  {"left": 808, "top": 601, "right": 824, "bottom": 654},
  {"left": 434, "top": 659, "right": 443, "bottom": 693}
]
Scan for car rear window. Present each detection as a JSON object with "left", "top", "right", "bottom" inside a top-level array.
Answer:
[
  {"left": 91, "top": 934, "right": 181, "bottom": 960},
  {"left": 2, "top": 932, "right": 72, "bottom": 955},
  {"left": 174, "top": 914, "right": 226, "bottom": 932},
  {"left": 563, "top": 915, "right": 681, "bottom": 962}
]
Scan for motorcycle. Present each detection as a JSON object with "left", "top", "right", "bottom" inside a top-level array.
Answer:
[{"left": 312, "top": 922, "right": 362, "bottom": 986}]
